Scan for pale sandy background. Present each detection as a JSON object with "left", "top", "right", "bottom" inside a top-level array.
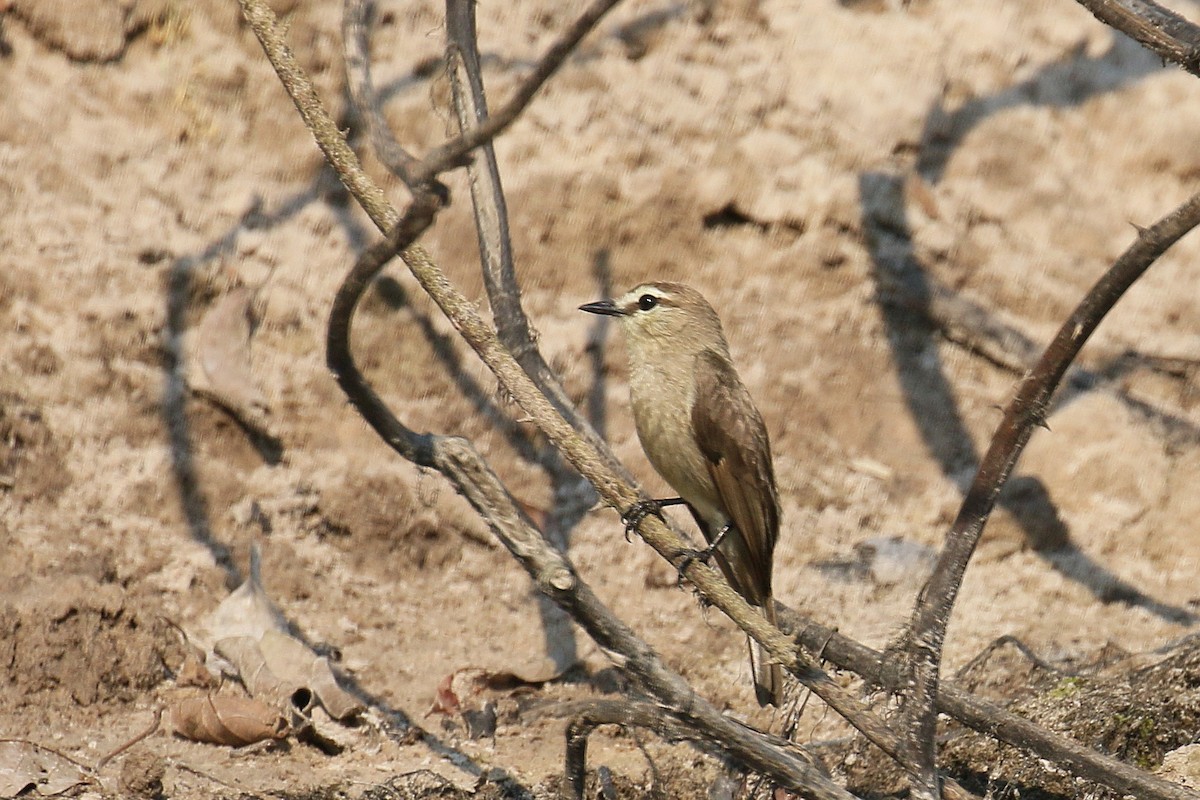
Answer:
[{"left": 2, "top": 0, "right": 1199, "bottom": 797}]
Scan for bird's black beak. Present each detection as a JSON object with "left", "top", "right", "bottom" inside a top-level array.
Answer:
[{"left": 578, "top": 299, "right": 624, "bottom": 316}]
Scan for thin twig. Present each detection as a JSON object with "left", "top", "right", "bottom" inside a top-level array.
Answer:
[
  {"left": 415, "top": 0, "right": 624, "bottom": 184},
  {"left": 93, "top": 708, "right": 164, "bottom": 772},
  {"left": 895, "top": 189, "right": 1200, "bottom": 798},
  {"left": 1072, "top": 0, "right": 1200, "bottom": 77}
]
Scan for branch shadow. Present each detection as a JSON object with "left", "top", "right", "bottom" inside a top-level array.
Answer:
[
  {"left": 160, "top": 179, "right": 540, "bottom": 790},
  {"left": 860, "top": 170, "right": 1195, "bottom": 626},
  {"left": 917, "top": 34, "right": 1162, "bottom": 183}
]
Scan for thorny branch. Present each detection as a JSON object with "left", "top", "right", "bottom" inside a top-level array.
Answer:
[
  {"left": 1072, "top": 0, "right": 1200, "bottom": 77},
  {"left": 896, "top": 188, "right": 1200, "bottom": 797}
]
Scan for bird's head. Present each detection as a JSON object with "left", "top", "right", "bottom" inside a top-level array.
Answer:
[{"left": 579, "top": 282, "right": 727, "bottom": 358}]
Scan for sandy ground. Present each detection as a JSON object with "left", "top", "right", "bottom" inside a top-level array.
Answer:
[{"left": 2, "top": 0, "right": 1200, "bottom": 797}]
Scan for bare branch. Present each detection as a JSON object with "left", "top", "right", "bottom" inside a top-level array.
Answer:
[
  {"left": 442, "top": 0, "right": 624, "bottom": 467},
  {"left": 896, "top": 188, "right": 1200, "bottom": 795},
  {"left": 527, "top": 699, "right": 831, "bottom": 800},
  {"left": 1073, "top": 0, "right": 1200, "bottom": 76}
]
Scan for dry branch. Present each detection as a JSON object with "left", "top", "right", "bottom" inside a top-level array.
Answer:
[
  {"left": 341, "top": 0, "right": 422, "bottom": 186},
  {"left": 415, "top": 0, "right": 624, "bottom": 184},
  {"left": 779, "top": 606, "right": 1199, "bottom": 800},
  {"left": 895, "top": 189, "right": 1200, "bottom": 796},
  {"left": 527, "top": 699, "right": 829, "bottom": 800}
]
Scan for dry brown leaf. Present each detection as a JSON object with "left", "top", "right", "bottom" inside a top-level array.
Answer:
[
  {"left": 215, "top": 631, "right": 363, "bottom": 721},
  {"left": 214, "top": 635, "right": 309, "bottom": 713},
  {"left": 0, "top": 740, "right": 90, "bottom": 797},
  {"left": 169, "top": 694, "right": 288, "bottom": 747},
  {"left": 258, "top": 630, "right": 362, "bottom": 720},
  {"left": 306, "top": 653, "right": 363, "bottom": 721}
]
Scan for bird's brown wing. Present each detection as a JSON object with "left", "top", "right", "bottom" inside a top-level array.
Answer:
[{"left": 690, "top": 349, "right": 780, "bottom": 606}]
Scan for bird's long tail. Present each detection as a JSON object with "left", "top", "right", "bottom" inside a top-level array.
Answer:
[{"left": 750, "top": 599, "right": 783, "bottom": 707}]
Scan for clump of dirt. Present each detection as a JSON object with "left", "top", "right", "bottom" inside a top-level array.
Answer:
[
  {"left": 941, "top": 639, "right": 1200, "bottom": 798},
  {"left": 0, "top": 394, "right": 69, "bottom": 505},
  {"left": 315, "top": 471, "right": 484, "bottom": 572},
  {"left": 0, "top": 576, "right": 182, "bottom": 710}
]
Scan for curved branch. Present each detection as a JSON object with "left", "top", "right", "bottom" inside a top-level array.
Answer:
[{"left": 897, "top": 189, "right": 1200, "bottom": 795}]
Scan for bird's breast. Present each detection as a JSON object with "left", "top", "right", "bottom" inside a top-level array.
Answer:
[{"left": 627, "top": 361, "right": 724, "bottom": 525}]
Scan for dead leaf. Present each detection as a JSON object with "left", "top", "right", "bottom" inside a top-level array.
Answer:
[
  {"left": 0, "top": 739, "right": 90, "bottom": 797},
  {"left": 214, "top": 635, "right": 310, "bottom": 714},
  {"left": 169, "top": 694, "right": 288, "bottom": 747},
  {"left": 201, "top": 544, "right": 362, "bottom": 724},
  {"left": 214, "top": 630, "right": 363, "bottom": 721},
  {"left": 259, "top": 630, "right": 363, "bottom": 720},
  {"left": 192, "top": 286, "right": 272, "bottom": 436}
]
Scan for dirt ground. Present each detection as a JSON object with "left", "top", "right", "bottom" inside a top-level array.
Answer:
[{"left": 2, "top": 0, "right": 1200, "bottom": 797}]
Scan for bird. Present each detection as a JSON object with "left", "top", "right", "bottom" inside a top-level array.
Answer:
[{"left": 580, "top": 282, "right": 783, "bottom": 706}]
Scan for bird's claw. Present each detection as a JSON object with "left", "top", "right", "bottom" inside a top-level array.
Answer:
[
  {"left": 674, "top": 542, "right": 720, "bottom": 588},
  {"left": 621, "top": 499, "right": 665, "bottom": 542}
]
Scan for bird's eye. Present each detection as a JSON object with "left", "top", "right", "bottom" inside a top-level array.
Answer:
[{"left": 637, "top": 294, "right": 658, "bottom": 311}]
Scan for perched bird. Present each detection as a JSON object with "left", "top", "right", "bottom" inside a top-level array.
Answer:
[{"left": 580, "top": 282, "right": 783, "bottom": 706}]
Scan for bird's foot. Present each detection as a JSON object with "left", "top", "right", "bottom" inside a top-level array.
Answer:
[
  {"left": 620, "top": 497, "right": 686, "bottom": 542},
  {"left": 674, "top": 522, "right": 732, "bottom": 588},
  {"left": 621, "top": 499, "right": 665, "bottom": 542},
  {"left": 675, "top": 544, "right": 722, "bottom": 588}
]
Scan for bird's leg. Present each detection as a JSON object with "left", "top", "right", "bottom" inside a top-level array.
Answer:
[
  {"left": 675, "top": 522, "right": 733, "bottom": 586},
  {"left": 620, "top": 497, "right": 686, "bottom": 542}
]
